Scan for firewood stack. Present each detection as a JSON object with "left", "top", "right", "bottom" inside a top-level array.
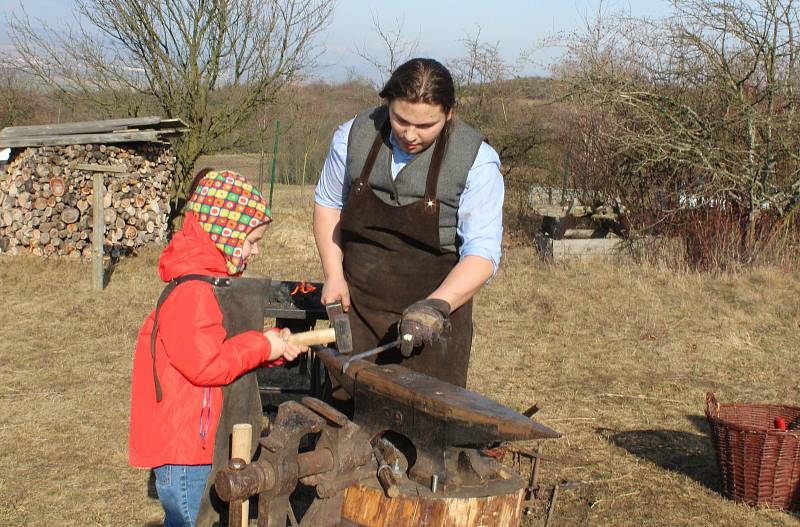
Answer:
[{"left": 0, "top": 143, "right": 174, "bottom": 258}]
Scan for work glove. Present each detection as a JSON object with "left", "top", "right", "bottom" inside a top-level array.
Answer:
[{"left": 399, "top": 299, "right": 452, "bottom": 357}]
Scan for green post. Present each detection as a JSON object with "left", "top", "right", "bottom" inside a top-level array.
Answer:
[{"left": 269, "top": 119, "right": 280, "bottom": 209}]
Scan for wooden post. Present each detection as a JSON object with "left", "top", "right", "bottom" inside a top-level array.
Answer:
[
  {"left": 231, "top": 423, "right": 252, "bottom": 527},
  {"left": 91, "top": 172, "right": 104, "bottom": 291},
  {"left": 76, "top": 163, "right": 128, "bottom": 291}
]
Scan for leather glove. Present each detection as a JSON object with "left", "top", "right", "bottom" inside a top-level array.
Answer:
[{"left": 399, "top": 299, "right": 452, "bottom": 357}]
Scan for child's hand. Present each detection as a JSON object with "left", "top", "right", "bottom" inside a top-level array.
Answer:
[{"left": 264, "top": 328, "right": 309, "bottom": 362}]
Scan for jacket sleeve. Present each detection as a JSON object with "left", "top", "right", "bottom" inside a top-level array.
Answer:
[{"left": 157, "top": 281, "right": 271, "bottom": 386}]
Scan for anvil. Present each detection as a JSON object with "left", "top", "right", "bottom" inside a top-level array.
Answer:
[{"left": 315, "top": 349, "right": 560, "bottom": 491}]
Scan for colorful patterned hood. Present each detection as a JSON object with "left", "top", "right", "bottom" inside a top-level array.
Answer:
[{"left": 186, "top": 170, "right": 272, "bottom": 274}]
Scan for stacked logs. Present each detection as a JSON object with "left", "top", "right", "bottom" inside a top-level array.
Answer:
[{"left": 0, "top": 143, "right": 174, "bottom": 258}]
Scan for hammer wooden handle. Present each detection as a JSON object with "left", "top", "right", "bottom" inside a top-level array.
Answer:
[{"left": 287, "top": 327, "right": 336, "bottom": 346}]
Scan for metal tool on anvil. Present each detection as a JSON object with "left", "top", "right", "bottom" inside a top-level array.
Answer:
[{"left": 340, "top": 334, "right": 413, "bottom": 373}]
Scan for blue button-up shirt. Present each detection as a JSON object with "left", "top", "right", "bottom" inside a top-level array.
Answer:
[{"left": 314, "top": 118, "right": 504, "bottom": 272}]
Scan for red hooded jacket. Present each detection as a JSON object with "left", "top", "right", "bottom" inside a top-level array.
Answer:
[{"left": 129, "top": 212, "right": 275, "bottom": 468}]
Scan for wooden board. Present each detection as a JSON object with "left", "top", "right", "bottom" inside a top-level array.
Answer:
[
  {"left": 532, "top": 205, "right": 594, "bottom": 219},
  {"left": 562, "top": 228, "right": 596, "bottom": 239},
  {"left": 0, "top": 116, "right": 188, "bottom": 137},
  {"left": 0, "top": 131, "right": 163, "bottom": 148}
]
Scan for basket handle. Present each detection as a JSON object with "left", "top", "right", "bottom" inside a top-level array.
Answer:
[{"left": 705, "top": 392, "right": 720, "bottom": 419}]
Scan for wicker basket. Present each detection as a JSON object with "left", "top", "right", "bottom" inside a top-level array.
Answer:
[{"left": 705, "top": 392, "right": 800, "bottom": 510}]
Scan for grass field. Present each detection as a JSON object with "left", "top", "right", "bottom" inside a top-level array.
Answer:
[{"left": 2, "top": 179, "right": 800, "bottom": 526}]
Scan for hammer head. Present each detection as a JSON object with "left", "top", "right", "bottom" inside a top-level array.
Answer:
[{"left": 325, "top": 301, "right": 353, "bottom": 354}]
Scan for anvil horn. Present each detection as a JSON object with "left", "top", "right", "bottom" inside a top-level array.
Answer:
[{"left": 314, "top": 348, "right": 560, "bottom": 444}]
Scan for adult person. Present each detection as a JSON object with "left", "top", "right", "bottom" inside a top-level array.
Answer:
[{"left": 313, "top": 58, "right": 504, "bottom": 389}]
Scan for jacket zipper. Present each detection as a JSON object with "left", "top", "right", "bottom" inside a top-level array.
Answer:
[{"left": 199, "top": 387, "right": 212, "bottom": 448}]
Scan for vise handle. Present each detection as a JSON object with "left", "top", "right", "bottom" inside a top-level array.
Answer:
[{"left": 373, "top": 445, "right": 400, "bottom": 499}]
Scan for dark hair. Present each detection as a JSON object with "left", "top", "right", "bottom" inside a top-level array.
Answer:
[
  {"left": 186, "top": 167, "right": 216, "bottom": 199},
  {"left": 379, "top": 58, "right": 456, "bottom": 114}
]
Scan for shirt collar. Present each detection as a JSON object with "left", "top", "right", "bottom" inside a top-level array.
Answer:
[{"left": 388, "top": 130, "right": 416, "bottom": 163}]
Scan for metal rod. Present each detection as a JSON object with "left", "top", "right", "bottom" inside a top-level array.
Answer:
[
  {"left": 259, "top": 387, "right": 312, "bottom": 395},
  {"left": 341, "top": 339, "right": 401, "bottom": 373},
  {"left": 228, "top": 499, "right": 243, "bottom": 527},
  {"left": 297, "top": 448, "right": 335, "bottom": 478},
  {"left": 545, "top": 484, "right": 560, "bottom": 527}
]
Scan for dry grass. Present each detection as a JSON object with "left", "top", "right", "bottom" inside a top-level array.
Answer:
[
  {"left": 476, "top": 253, "right": 800, "bottom": 527},
  {"left": 2, "top": 178, "right": 800, "bottom": 526}
]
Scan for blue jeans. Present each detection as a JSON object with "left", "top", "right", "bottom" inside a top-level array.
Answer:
[{"left": 153, "top": 464, "right": 212, "bottom": 527}]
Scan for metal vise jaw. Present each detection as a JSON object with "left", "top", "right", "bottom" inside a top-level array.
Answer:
[{"left": 215, "top": 397, "right": 372, "bottom": 527}]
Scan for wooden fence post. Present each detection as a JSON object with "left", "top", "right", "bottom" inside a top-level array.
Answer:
[
  {"left": 76, "top": 163, "right": 128, "bottom": 291},
  {"left": 92, "top": 171, "right": 104, "bottom": 291}
]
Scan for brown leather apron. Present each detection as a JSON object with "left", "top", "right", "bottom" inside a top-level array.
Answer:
[
  {"left": 339, "top": 122, "right": 473, "bottom": 388},
  {"left": 194, "top": 277, "right": 270, "bottom": 527}
]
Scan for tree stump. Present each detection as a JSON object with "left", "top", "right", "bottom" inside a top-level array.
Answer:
[{"left": 341, "top": 478, "right": 525, "bottom": 527}]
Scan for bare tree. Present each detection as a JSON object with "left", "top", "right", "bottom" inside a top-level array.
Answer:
[
  {"left": 449, "top": 28, "right": 510, "bottom": 94},
  {"left": 447, "top": 28, "right": 547, "bottom": 180},
  {"left": 10, "top": 0, "right": 335, "bottom": 208},
  {"left": 557, "top": 0, "right": 800, "bottom": 261},
  {"left": 0, "top": 69, "right": 38, "bottom": 128},
  {"left": 355, "top": 12, "right": 419, "bottom": 87}
]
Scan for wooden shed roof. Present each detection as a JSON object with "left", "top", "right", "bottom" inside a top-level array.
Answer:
[{"left": 0, "top": 116, "right": 189, "bottom": 148}]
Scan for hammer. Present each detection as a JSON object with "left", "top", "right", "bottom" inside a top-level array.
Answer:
[{"left": 284, "top": 301, "right": 353, "bottom": 352}]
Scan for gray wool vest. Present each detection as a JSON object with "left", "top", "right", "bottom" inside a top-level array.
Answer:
[{"left": 345, "top": 105, "right": 483, "bottom": 254}]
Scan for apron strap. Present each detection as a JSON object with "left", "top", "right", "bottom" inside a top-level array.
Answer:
[
  {"left": 424, "top": 120, "right": 452, "bottom": 200},
  {"left": 149, "top": 274, "right": 232, "bottom": 402},
  {"left": 358, "top": 120, "right": 391, "bottom": 183}
]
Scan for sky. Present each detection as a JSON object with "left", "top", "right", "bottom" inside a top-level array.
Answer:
[{"left": 0, "top": 0, "right": 673, "bottom": 81}]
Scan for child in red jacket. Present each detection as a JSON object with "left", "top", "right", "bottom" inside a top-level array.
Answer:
[{"left": 128, "top": 169, "right": 306, "bottom": 527}]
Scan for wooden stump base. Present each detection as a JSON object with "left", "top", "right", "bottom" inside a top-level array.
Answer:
[{"left": 340, "top": 477, "right": 525, "bottom": 527}]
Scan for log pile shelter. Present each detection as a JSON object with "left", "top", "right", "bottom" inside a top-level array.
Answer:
[{"left": 0, "top": 116, "right": 188, "bottom": 258}]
